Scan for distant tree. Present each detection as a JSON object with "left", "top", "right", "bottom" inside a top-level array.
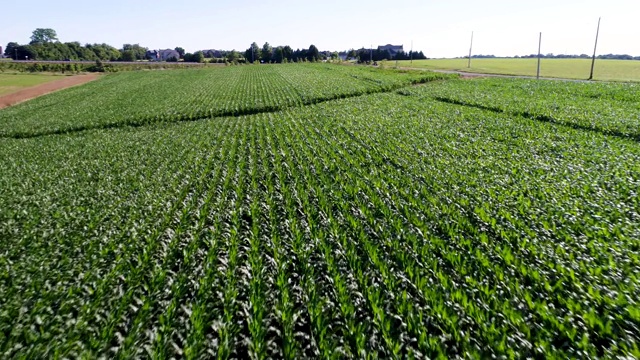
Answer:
[
  {"left": 184, "top": 51, "right": 204, "bottom": 63},
  {"left": 69, "top": 42, "right": 99, "bottom": 60},
  {"left": 244, "top": 42, "right": 261, "bottom": 63},
  {"left": 282, "top": 45, "right": 293, "bottom": 62},
  {"left": 84, "top": 43, "right": 119, "bottom": 61},
  {"left": 193, "top": 51, "right": 204, "bottom": 63},
  {"left": 307, "top": 45, "right": 319, "bottom": 62},
  {"left": 356, "top": 48, "right": 370, "bottom": 62},
  {"left": 30, "top": 28, "right": 58, "bottom": 44},
  {"left": 274, "top": 47, "right": 284, "bottom": 63},
  {"left": 16, "top": 45, "right": 38, "bottom": 60},
  {"left": 292, "top": 48, "right": 308, "bottom": 62},
  {"left": 5, "top": 42, "right": 19, "bottom": 59},
  {"left": 122, "top": 44, "right": 148, "bottom": 60},
  {"left": 261, "top": 42, "right": 273, "bottom": 63},
  {"left": 347, "top": 49, "right": 357, "bottom": 59},
  {"left": 121, "top": 50, "right": 136, "bottom": 62},
  {"left": 226, "top": 49, "right": 239, "bottom": 63},
  {"left": 373, "top": 49, "right": 392, "bottom": 61},
  {"left": 174, "top": 47, "right": 185, "bottom": 59}
]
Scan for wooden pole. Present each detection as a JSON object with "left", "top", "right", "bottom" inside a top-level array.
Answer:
[
  {"left": 588, "top": 17, "right": 601, "bottom": 80},
  {"left": 537, "top": 32, "right": 542, "bottom": 79},
  {"left": 468, "top": 31, "right": 474, "bottom": 68},
  {"left": 410, "top": 40, "right": 413, "bottom": 64}
]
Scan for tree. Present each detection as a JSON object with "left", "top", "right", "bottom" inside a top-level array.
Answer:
[
  {"left": 5, "top": 42, "right": 19, "bottom": 59},
  {"left": 30, "top": 28, "right": 58, "bottom": 44},
  {"left": 121, "top": 50, "right": 136, "bottom": 62},
  {"left": 292, "top": 48, "right": 308, "bottom": 62},
  {"left": 174, "top": 47, "right": 185, "bottom": 59},
  {"left": 16, "top": 45, "right": 38, "bottom": 60},
  {"left": 282, "top": 46, "right": 293, "bottom": 62},
  {"left": 347, "top": 49, "right": 357, "bottom": 59},
  {"left": 86, "top": 43, "right": 118, "bottom": 61},
  {"left": 356, "top": 48, "right": 371, "bottom": 63},
  {"left": 261, "top": 42, "right": 273, "bottom": 63},
  {"left": 244, "top": 42, "right": 261, "bottom": 63},
  {"left": 184, "top": 51, "right": 204, "bottom": 63},
  {"left": 307, "top": 45, "right": 319, "bottom": 62},
  {"left": 226, "top": 49, "right": 239, "bottom": 63},
  {"left": 274, "top": 47, "right": 284, "bottom": 63},
  {"left": 122, "top": 44, "right": 147, "bottom": 60},
  {"left": 193, "top": 51, "right": 204, "bottom": 63}
]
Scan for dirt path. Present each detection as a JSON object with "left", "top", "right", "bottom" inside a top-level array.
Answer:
[{"left": 0, "top": 74, "right": 101, "bottom": 110}]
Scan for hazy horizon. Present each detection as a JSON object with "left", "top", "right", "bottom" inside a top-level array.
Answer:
[{"left": 3, "top": 0, "right": 639, "bottom": 58}]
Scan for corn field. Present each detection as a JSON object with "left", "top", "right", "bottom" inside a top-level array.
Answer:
[{"left": 0, "top": 65, "right": 638, "bottom": 358}]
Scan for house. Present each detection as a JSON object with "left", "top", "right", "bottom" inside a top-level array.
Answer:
[
  {"left": 146, "top": 49, "right": 180, "bottom": 61},
  {"left": 377, "top": 44, "right": 404, "bottom": 57}
]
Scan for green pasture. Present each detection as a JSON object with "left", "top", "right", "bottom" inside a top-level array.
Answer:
[{"left": 389, "top": 58, "right": 640, "bottom": 82}]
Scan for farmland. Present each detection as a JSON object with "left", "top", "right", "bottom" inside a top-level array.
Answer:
[
  {"left": 391, "top": 58, "right": 640, "bottom": 82},
  {"left": 0, "top": 65, "right": 451, "bottom": 138},
  {"left": 0, "top": 64, "right": 639, "bottom": 358},
  {"left": 0, "top": 73, "right": 67, "bottom": 96}
]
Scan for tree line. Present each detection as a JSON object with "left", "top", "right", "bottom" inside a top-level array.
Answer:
[
  {"left": 461, "top": 53, "right": 640, "bottom": 60},
  {"left": 3, "top": 28, "right": 428, "bottom": 64},
  {"left": 354, "top": 48, "right": 427, "bottom": 63},
  {"left": 242, "top": 42, "right": 322, "bottom": 63},
  {"left": 517, "top": 53, "right": 640, "bottom": 60},
  {"left": 242, "top": 43, "right": 428, "bottom": 64}
]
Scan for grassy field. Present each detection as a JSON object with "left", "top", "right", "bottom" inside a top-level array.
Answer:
[
  {"left": 0, "top": 73, "right": 68, "bottom": 96},
  {"left": 388, "top": 58, "right": 640, "bottom": 82},
  {"left": 1, "top": 64, "right": 639, "bottom": 358}
]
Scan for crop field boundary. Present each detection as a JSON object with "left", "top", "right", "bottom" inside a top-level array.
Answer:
[
  {"left": 1, "top": 77, "right": 444, "bottom": 140},
  {"left": 431, "top": 96, "right": 640, "bottom": 143},
  {"left": 0, "top": 74, "right": 100, "bottom": 109}
]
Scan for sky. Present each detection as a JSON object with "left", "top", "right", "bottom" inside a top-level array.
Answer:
[{"left": 3, "top": 0, "right": 639, "bottom": 58}]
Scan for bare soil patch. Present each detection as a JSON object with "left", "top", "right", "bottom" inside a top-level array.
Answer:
[{"left": 0, "top": 74, "right": 100, "bottom": 109}]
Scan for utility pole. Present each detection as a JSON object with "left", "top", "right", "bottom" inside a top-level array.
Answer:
[
  {"left": 410, "top": 40, "right": 413, "bottom": 64},
  {"left": 588, "top": 17, "right": 601, "bottom": 80},
  {"left": 370, "top": 44, "right": 373, "bottom": 64},
  {"left": 537, "top": 32, "right": 542, "bottom": 79},
  {"left": 467, "top": 31, "right": 474, "bottom": 68}
]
